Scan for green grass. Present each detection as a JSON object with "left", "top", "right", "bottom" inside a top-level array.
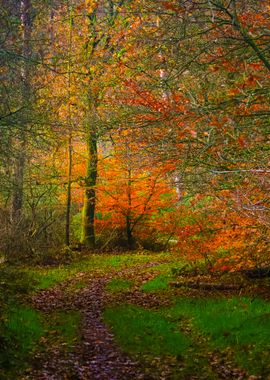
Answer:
[
  {"left": 141, "top": 273, "right": 171, "bottom": 292},
  {"left": 0, "top": 305, "right": 45, "bottom": 373},
  {"left": 0, "top": 303, "right": 81, "bottom": 378},
  {"left": 163, "top": 297, "right": 270, "bottom": 376},
  {"left": 106, "top": 278, "right": 133, "bottom": 293},
  {"left": 2, "top": 253, "right": 270, "bottom": 378},
  {"left": 30, "top": 252, "right": 171, "bottom": 290},
  {"left": 0, "top": 252, "right": 173, "bottom": 377},
  {"left": 164, "top": 297, "right": 270, "bottom": 347},
  {"left": 47, "top": 310, "right": 81, "bottom": 347},
  {"left": 103, "top": 288, "right": 270, "bottom": 377},
  {"left": 103, "top": 304, "right": 191, "bottom": 356},
  {"left": 140, "top": 262, "right": 187, "bottom": 292}
]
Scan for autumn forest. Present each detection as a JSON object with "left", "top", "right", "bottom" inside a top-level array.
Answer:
[{"left": 0, "top": 0, "right": 270, "bottom": 379}]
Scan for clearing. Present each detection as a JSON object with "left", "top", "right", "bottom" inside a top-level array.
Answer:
[{"left": 1, "top": 251, "right": 270, "bottom": 379}]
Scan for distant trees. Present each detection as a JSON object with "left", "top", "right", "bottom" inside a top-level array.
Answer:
[{"left": 0, "top": 0, "right": 66, "bottom": 256}]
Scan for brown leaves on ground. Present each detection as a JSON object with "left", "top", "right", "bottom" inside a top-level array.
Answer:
[{"left": 25, "top": 262, "right": 268, "bottom": 380}]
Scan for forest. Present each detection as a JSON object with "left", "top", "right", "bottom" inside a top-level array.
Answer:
[{"left": 0, "top": 0, "right": 269, "bottom": 379}]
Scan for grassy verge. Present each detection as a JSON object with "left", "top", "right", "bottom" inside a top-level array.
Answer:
[
  {"left": 103, "top": 304, "right": 216, "bottom": 379},
  {"left": 0, "top": 305, "right": 44, "bottom": 373},
  {"left": 0, "top": 303, "right": 81, "bottom": 379},
  {"left": 163, "top": 297, "right": 270, "bottom": 376},
  {"left": 103, "top": 261, "right": 270, "bottom": 378},
  {"left": 104, "top": 304, "right": 191, "bottom": 355},
  {"left": 139, "top": 262, "right": 185, "bottom": 292},
  {"left": 141, "top": 273, "right": 172, "bottom": 292}
]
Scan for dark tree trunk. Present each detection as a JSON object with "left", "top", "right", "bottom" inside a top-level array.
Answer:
[
  {"left": 11, "top": 0, "right": 32, "bottom": 224},
  {"left": 126, "top": 167, "right": 135, "bottom": 249},
  {"left": 65, "top": 2, "right": 74, "bottom": 247},
  {"left": 81, "top": 129, "right": 98, "bottom": 248}
]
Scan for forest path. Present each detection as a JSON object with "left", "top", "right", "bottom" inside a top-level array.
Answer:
[
  {"left": 22, "top": 259, "right": 250, "bottom": 380},
  {"left": 25, "top": 262, "right": 164, "bottom": 380}
]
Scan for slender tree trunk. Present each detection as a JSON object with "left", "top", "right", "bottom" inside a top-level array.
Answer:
[
  {"left": 65, "top": 0, "right": 73, "bottom": 246},
  {"left": 11, "top": 146, "right": 25, "bottom": 222},
  {"left": 126, "top": 167, "right": 135, "bottom": 249},
  {"left": 11, "top": 0, "right": 32, "bottom": 223},
  {"left": 126, "top": 215, "right": 134, "bottom": 248},
  {"left": 80, "top": 0, "right": 122, "bottom": 249},
  {"left": 65, "top": 134, "right": 73, "bottom": 246},
  {"left": 81, "top": 128, "right": 98, "bottom": 248}
]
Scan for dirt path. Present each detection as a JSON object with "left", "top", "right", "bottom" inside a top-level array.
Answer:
[
  {"left": 24, "top": 263, "right": 248, "bottom": 380},
  {"left": 25, "top": 265, "right": 162, "bottom": 380}
]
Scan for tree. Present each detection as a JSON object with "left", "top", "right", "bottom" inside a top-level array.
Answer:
[
  {"left": 80, "top": 0, "right": 135, "bottom": 248},
  {"left": 96, "top": 137, "right": 177, "bottom": 248},
  {"left": 10, "top": 0, "right": 33, "bottom": 224}
]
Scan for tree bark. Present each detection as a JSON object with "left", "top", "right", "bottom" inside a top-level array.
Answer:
[
  {"left": 11, "top": 0, "right": 32, "bottom": 224},
  {"left": 65, "top": 0, "right": 74, "bottom": 247},
  {"left": 126, "top": 167, "right": 135, "bottom": 249},
  {"left": 81, "top": 128, "right": 98, "bottom": 248},
  {"left": 65, "top": 134, "right": 73, "bottom": 246}
]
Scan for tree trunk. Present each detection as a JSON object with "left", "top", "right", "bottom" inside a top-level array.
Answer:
[
  {"left": 65, "top": 1, "right": 74, "bottom": 247},
  {"left": 81, "top": 129, "right": 98, "bottom": 248},
  {"left": 11, "top": 0, "right": 32, "bottom": 224},
  {"left": 11, "top": 146, "right": 25, "bottom": 222},
  {"left": 126, "top": 167, "right": 135, "bottom": 249},
  {"left": 65, "top": 134, "right": 73, "bottom": 246},
  {"left": 126, "top": 214, "right": 134, "bottom": 249}
]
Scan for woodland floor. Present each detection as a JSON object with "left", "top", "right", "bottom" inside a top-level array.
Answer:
[{"left": 1, "top": 252, "right": 270, "bottom": 380}]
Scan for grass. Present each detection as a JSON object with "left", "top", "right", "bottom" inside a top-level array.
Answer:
[
  {"left": 0, "top": 304, "right": 81, "bottom": 378},
  {"left": 140, "top": 261, "right": 187, "bottom": 292},
  {"left": 2, "top": 252, "right": 269, "bottom": 378},
  {"left": 103, "top": 260, "right": 270, "bottom": 378},
  {"left": 141, "top": 273, "right": 172, "bottom": 292},
  {"left": 162, "top": 297, "right": 270, "bottom": 376},
  {"left": 30, "top": 252, "right": 172, "bottom": 290},
  {"left": 103, "top": 304, "right": 216, "bottom": 379},
  {"left": 103, "top": 304, "right": 191, "bottom": 356},
  {"left": 0, "top": 251, "right": 172, "bottom": 377},
  {"left": 164, "top": 297, "right": 270, "bottom": 347},
  {"left": 106, "top": 278, "right": 133, "bottom": 293},
  {"left": 47, "top": 310, "right": 81, "bottom": 347},
  {"left": 0, "top": 305, "right": 44, "bottom": 369}
]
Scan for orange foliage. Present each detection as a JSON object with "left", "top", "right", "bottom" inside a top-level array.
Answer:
[{"left": 95, "top": 155, "right": 178, "bottom": 238}]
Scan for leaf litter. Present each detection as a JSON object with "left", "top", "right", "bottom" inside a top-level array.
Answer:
[{"left": 23, "top": 261, "right": 264, "bottom": 380}]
